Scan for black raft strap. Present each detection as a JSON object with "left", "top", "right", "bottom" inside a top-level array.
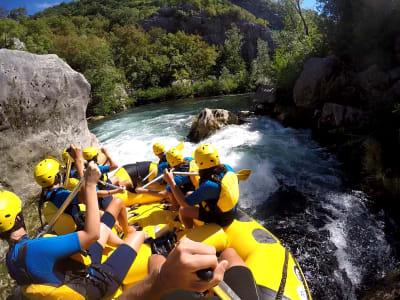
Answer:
[{"left": 275, "top": 248, "right": 289, "bottom": 300}]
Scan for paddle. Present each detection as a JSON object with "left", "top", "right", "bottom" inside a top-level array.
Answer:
[
  {"left": 141, "top": 167, "right": 157, "bottom": 183},
  {"left": 98, "top": 180, "right": 126, "bottom": 191},
  {"left": 176, "top": 141, "right": 184, "bottom": 151},
  {"left": 42, "top": 177, "right": 85, "bottom": 235},
  {"left": 172, "top": 169, "right": 251, "bottom": 181},
  {"left": 142, "top": 168, "right": 175, "bottom": 189},
  {"left": 63, "top": 156, "right": 73, "bottom": 189}
]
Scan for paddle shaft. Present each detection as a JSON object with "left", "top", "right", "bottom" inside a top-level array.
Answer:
[
  {"left": 63, "top": 157, "right": 73, "bottom": 189},
  {"left": 44, "top": 177, "right": 85, "bottom": 234},
  {"left": 142, "top": 168, "right": 156, "bottom": 183},
  {"left": 142, "top": 168, "right": 174, "bottom": 189},
  {"left": 196, "top": 269, "right": 241, "bottom": 300}
]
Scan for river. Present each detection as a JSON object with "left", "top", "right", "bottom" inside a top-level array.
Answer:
[
  {"left": 90, "top": 94, "right": 398, "bottom": 300},
  {"left": 0, "top": 94, "right": 397, "bottom": 299}
]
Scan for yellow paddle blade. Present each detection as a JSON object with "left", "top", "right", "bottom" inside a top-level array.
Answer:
[
  {"left": 176, "top": 142, "right": 184, "bottom": 151},
  {"left": 236, "top": 169, "right": 251, "bottom": 181}
]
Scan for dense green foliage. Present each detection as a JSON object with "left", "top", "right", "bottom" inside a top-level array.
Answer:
[
  {"left": 0, "top": 0, "right": 329, "bottom": 115},
  {"left": 0, "top": 0, "right": 282, "bottom": 115},
  {"left": 317, "top": 0, "right": 400, "bottom": 68}
]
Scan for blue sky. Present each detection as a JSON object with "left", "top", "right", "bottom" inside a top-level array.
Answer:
[
  {"left": 0, "top": 0, "right": 75, "bottom": 15},
  {"left": 0, "top": 0, "right": 317, "bottom": 15}
]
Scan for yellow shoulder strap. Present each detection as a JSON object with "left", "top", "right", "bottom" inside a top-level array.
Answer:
[
  {"left": 217, "top": 171, "right": 239, "bottom": 213},
  {"left": 148, "top": 161, "right": 158, "bottom": 182},
  {"left": 188, "top": 160, "right": 200, "bottom": 189}
]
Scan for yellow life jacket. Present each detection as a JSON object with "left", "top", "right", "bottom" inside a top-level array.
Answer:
[
  {"left": 21, "top": 284, "right": 85, "bottom": 300},
  {"left": 217, "top": 171, "right": 239, "bottom": 213},
  {"left": 148, "top": 161, "right": 158, "bottom": 182},
  {"left": 188, "top": 160, "right": 200, "bottom": 189}
]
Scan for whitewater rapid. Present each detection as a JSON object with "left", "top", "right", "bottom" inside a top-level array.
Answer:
[{"left": 90, "top": 95, "right": 397, "bottom": 299}]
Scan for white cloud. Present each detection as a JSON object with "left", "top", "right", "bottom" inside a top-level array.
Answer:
[{"left": 35, "top": 1, "right": 61, "bottom": 10}]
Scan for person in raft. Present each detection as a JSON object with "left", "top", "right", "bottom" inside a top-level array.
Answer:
[
  {"left": 118, "top": 238, "right": 260, "bottom": 300},
  {"left": 153, "top": 142, "right": 167, "bottom": 164},
  {"left": 35, "top": 145, "right": 131, "bottom": 236},
  {"left": 109, "top": 142, "right": 176, "bottom": 193},
  {"left": 109, "top": 161, "right": 160, "bottom": 194},
  {"left": 1, "top": 162, "right": 146, "bottom": 299},
  {"left": 163, "top": 144, "right": 239, "bottom": 228},
  {"left": 83, "top": 146, "right": 133, "bottom": 235},
  {"left": 136, "top": 146, "right": 198, "bottom": 210}
]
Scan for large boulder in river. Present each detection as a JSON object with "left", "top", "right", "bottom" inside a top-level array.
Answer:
[
  {"left": 0, "top": 49, "right": 98, "bottom": 202},
  {"left": 187, "top": 108, "right": 239, "bottom": 142}
]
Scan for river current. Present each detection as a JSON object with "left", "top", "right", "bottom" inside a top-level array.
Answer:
[
  {"left": 90, "top": 95, "right": 398, "bottom": 299},
  {"left": 0, "top": 95, "right": 396, "bottom": 299}
]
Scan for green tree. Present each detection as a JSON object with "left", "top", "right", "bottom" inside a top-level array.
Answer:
[
  {"left": 0, "top": 18, "right": 26, "bottom": 48},
  {"left": 22, "top": 19, "right": 54, "bottom": 54},
  {"left": 8, "top": 7, "right": 27, "bottom": 22},
  {"left": 218, "top": 25, "right": 247, "bottom": 75},
  {"left": 250, "top": 39, "right": 272, "bottom": 86}
]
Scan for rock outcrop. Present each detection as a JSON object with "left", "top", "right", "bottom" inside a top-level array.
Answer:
[
  {"left": 253, "top": 54, "right": 400, "bottom": 198},
  {"left": 187, "top": 108, "right": 239, "bottom": 142},
  {"left": 253, "top": 84, "right": 277, "bottom": 115},
  {"left": 141, "top": 6, "right": 273, "bottom": 63},
  {"left": 0, "top": 49, "right": 98, "bottom": 203},
  {"left": 293, "top": 56, "right": 350, "bottom": 109},
  {"left": 230, "top": 0, "right": 284, "bottom": 30}
]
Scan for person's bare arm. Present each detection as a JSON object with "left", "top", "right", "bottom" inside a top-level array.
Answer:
[
  {"left": 135, "top": 187, "right": 168, "bottom": 199},
  {"left": 117, "top": 238, "right": 227, "bottom": 300},
  {"left": 163, "top": 169, "right": 187, "bottom": 207},
  {"left": 101, "top": 147, "right": 118, "bottom": 171},
  {"left": 97, "top": 186, "right": 125, "bottom": 198},
  {"left": 77, "top": 161, "right": 101, "bottom": 250}
]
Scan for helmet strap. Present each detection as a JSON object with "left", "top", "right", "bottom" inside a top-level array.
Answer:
[{"left": 0, "top": 212, "right": 26, "bottom": 242}]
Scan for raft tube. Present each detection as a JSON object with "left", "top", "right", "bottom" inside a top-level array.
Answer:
[{"left": 22, "top": 202, "right": 311, "bottom": 300}]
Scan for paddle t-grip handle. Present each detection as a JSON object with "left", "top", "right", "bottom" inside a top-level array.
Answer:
[{"left": 196, "top": 268, "right": 213, "bottom": 281}]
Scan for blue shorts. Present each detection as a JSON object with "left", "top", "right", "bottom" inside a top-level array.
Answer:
[{"left": 86, "top": 243, "right": 137, "bottom": 299}]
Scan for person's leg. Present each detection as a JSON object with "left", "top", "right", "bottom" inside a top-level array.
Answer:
[
  {"left": 179, "top": 206, "right": 199, "bottom": 229},
  {"left": 167, "top": 192, "right": 179, "bottom": 211},
  {"left": 106, "top": 197, "right": 132, "bottom": 236},
  {"left": 109, "top": 175, "right": 121, "bottom": 186},
  {"left": 218, "top": 248, "right": 259, "bottom": 300}
]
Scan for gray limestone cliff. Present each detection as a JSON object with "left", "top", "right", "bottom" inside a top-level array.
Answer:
[{"left": 0, "top": 49, "right": 98, "bottom": 203}]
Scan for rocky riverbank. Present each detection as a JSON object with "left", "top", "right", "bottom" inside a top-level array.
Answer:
[{"left": 252, "top": 52, "right": 400, "bottom": 298}]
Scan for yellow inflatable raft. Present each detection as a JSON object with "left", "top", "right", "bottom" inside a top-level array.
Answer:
[
  {"left": 119, "top": 202, "right": 312, "bottom": 300},
  {"left": 26, "top": 201, "right": 311, "bottom": 300}
]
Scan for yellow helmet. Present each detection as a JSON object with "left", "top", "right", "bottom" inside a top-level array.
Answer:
[
  {"left": 83, "top": 147, "right": 98, "bottom": 161},
  {"left": 166, "top": 147, "right": 183, "bottom": 167},
  {"left": 194, "top": 144, "right": 220, "bottom": 170},
  {"left": 0, "top": 191, "right": 22, "bottom": 233},
  {"left": 34, "top": 159, "right": 61, "bottom": 187},
  {"left": 62, "top": 148, "right": 74, "bottom": 164},
  {"left": 153, "top": 142, "right": 165, "bottom": 155},
  {"left": 64, "top": 178, "right": 80, "bottom": 191}
]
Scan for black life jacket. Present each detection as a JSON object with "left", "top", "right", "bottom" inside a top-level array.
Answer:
[{"left": 174, "top": 161, "right": 195, "bottom": 195}]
